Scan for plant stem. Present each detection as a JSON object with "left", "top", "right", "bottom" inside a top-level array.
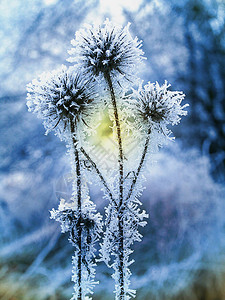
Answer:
[
  {"left": 125, "top": 127, "right": 151, "bottom": 204},
  {"left": 70, "top": 120, "right": 82, "bottom": 300},
  {"left": 104, "top": 71, "right": 124, "bottom": 299},
  {"left": 80, "top": 146, "right": 117, "bottom": 208}
]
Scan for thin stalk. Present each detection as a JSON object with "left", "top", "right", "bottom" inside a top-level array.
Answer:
[
  {"left": 104, "top": 72, "right": 124, "bottom": 206},
  {"left": 80, "top": 146, "right": 117, "bottom": 208},
  {"left": 104, "top": 71, "right": 124, "bottom": 299},
  {"left": 80, "top": 148, "right": 137, "bottom": 223},
  {"left": 124, "top": 127, "right": 151, "bottom": 205},
  {"left": 70, "top": 120, "right": 82, "bottom": 300}
]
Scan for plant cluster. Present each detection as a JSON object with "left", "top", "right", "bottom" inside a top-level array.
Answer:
[{"left": 27, "top": 19, "right": 188, "bottom": 300}]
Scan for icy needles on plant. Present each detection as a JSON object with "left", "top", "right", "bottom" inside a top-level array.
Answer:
[
  {"left": 27, "top": 64, "right": 102, "bottom": 299},
  {"left": 133, "top": 81, "right": 188, "bottom": 130},
  {"left": 27, "top": 65, "right": 95, "bottom": 138},
  {"left": 68, "top": 19, "right": 145, "bottom": 82},
  {"left": 27, "top": 18, "right": 188, "bottom": 300},
  {"left": 50, "top": 197, "right": 102, "bottom": 299}
]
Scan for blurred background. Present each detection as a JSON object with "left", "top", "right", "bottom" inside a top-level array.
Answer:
[{"left": 0, "top": 0, "right": 225, "bottom": 299}]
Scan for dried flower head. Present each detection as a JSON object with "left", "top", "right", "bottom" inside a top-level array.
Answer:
[
  {"left": 50, "top": 197, "right": 103, "bottom": 298},
  {"left": 68, "top": 19, "right": 145, "bottom": 81},
  {"left": 51, "top": 199, "right": 96, "bottom": 237},
  {"left": 27, "top": 65, "right": 95, "bottom": 136},
  {"left": 133, "top": 81, "right": 188, "bottom": 134}
]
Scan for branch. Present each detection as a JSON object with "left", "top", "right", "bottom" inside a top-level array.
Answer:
[
  {"left": 80, "top": 146, "right": 118, "bottom": 208},
  {"left": 124, "top": 126, "right": 151, "bottom": 205}
]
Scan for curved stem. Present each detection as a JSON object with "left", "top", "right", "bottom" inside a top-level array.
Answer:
[
  {"left": 124, "top": 127, "right": 151, "bottom": 205},
  {"left": 80, "top": 146, "right": 117, "bottom": 208},
  {"left": 104, "top": 72, "right": 124, "bottom": 206},
  {"left": 104, "top": 71, "right": 124, "bottom": 299},
  {"left": 70, "top": 121, "right": 82, "bottom": 300}
]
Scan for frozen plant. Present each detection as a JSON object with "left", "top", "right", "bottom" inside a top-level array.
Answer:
[
  {"left": 27, "top": 19, "right": 188, "bottom": 300},
  {"left": 27, "top": 65, "right": 102, "bottom": 300},
  {"left": 50, "top": 197, "right": 102, "bottom": 299},
  {"left": 68, "top": 18, "right": 144, "bottom": 84}
]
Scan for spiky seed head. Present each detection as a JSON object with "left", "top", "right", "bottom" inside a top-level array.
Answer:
[
  {"left": 27, "top": 65, "right": 95, "bottom": 137},
  {"left": 132, "top": 81, "right": 188, "bottom": 134},
  {"left": 68, "top": 19, "right": 145, "bottom": 82}
]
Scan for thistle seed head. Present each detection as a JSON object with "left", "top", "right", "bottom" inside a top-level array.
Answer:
[
  {"left": 27, "top": 65, "right": 95, "bottom": 137},
  {"left": 132, "top": 81, "right": 188, "bottom": 133},
  {"left": 68, "top": 19, "right": 145, "bottom": 82}
]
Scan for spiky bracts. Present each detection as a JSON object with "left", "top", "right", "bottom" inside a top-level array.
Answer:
[
  {"left": 27, "top": 65, "right": 95, "bottom": 138},
  {"left": 68, "top": 19, "right": 145, "bottom": 83},
  {"left": 131, "top": 81, "right": 188, "bottom": 139}
]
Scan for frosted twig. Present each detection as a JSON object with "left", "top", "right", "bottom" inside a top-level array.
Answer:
[
  {"left": 70, "top": 119, "right": 83, "bottom": 300},
  {"left": 104, "top": 71, "right": 125, "bottom": 300},
  {"left": 80, "top": 146, "right": 117, "bottom": 208}
]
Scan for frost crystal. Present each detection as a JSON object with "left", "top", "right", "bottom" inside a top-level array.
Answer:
[
  {"left": 100, "top": 198, "right": 148, "bottom": 300},
  {"left": 27, "top": 65, "right": 95, "bottom": 138},
  {"left": 132, "top": 81, "right": 188, "bottom": 137},
  {"left": 50, "top": 196, "right": 102, "bottom": 299},
  {"left": 68, "top": 19, "right": 145, "bottom": 82}
]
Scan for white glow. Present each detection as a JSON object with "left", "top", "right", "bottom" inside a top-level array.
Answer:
[
  {"left": 43, "top": 0, "right": 58, "bottom": 6},
  {"left": 99, "top": 0, "right": 142, "bottom": 23}
]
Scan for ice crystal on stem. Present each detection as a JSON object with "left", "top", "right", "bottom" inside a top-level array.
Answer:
[
  {"left": 100, "top": 198, "right": 148, "bottom": 300},
  {"left": 50, "top": 195, "right": 102, "bottom": 299}
]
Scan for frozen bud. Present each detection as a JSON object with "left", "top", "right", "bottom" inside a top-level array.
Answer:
[
  {"left": 27, "top": 65, "right": 95, "bottom": 136},
  {"left": 50, "top": 199, "right": 78, "bottom": 233},
  {"left": 68, "top": 18, "right": 145, "bottom": 81},
  {"left": 50, "top": 199, "right": 101, "bottom": 239},
  {"left": 133, "top": 81, "right": 188, "bottom": 132}
]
